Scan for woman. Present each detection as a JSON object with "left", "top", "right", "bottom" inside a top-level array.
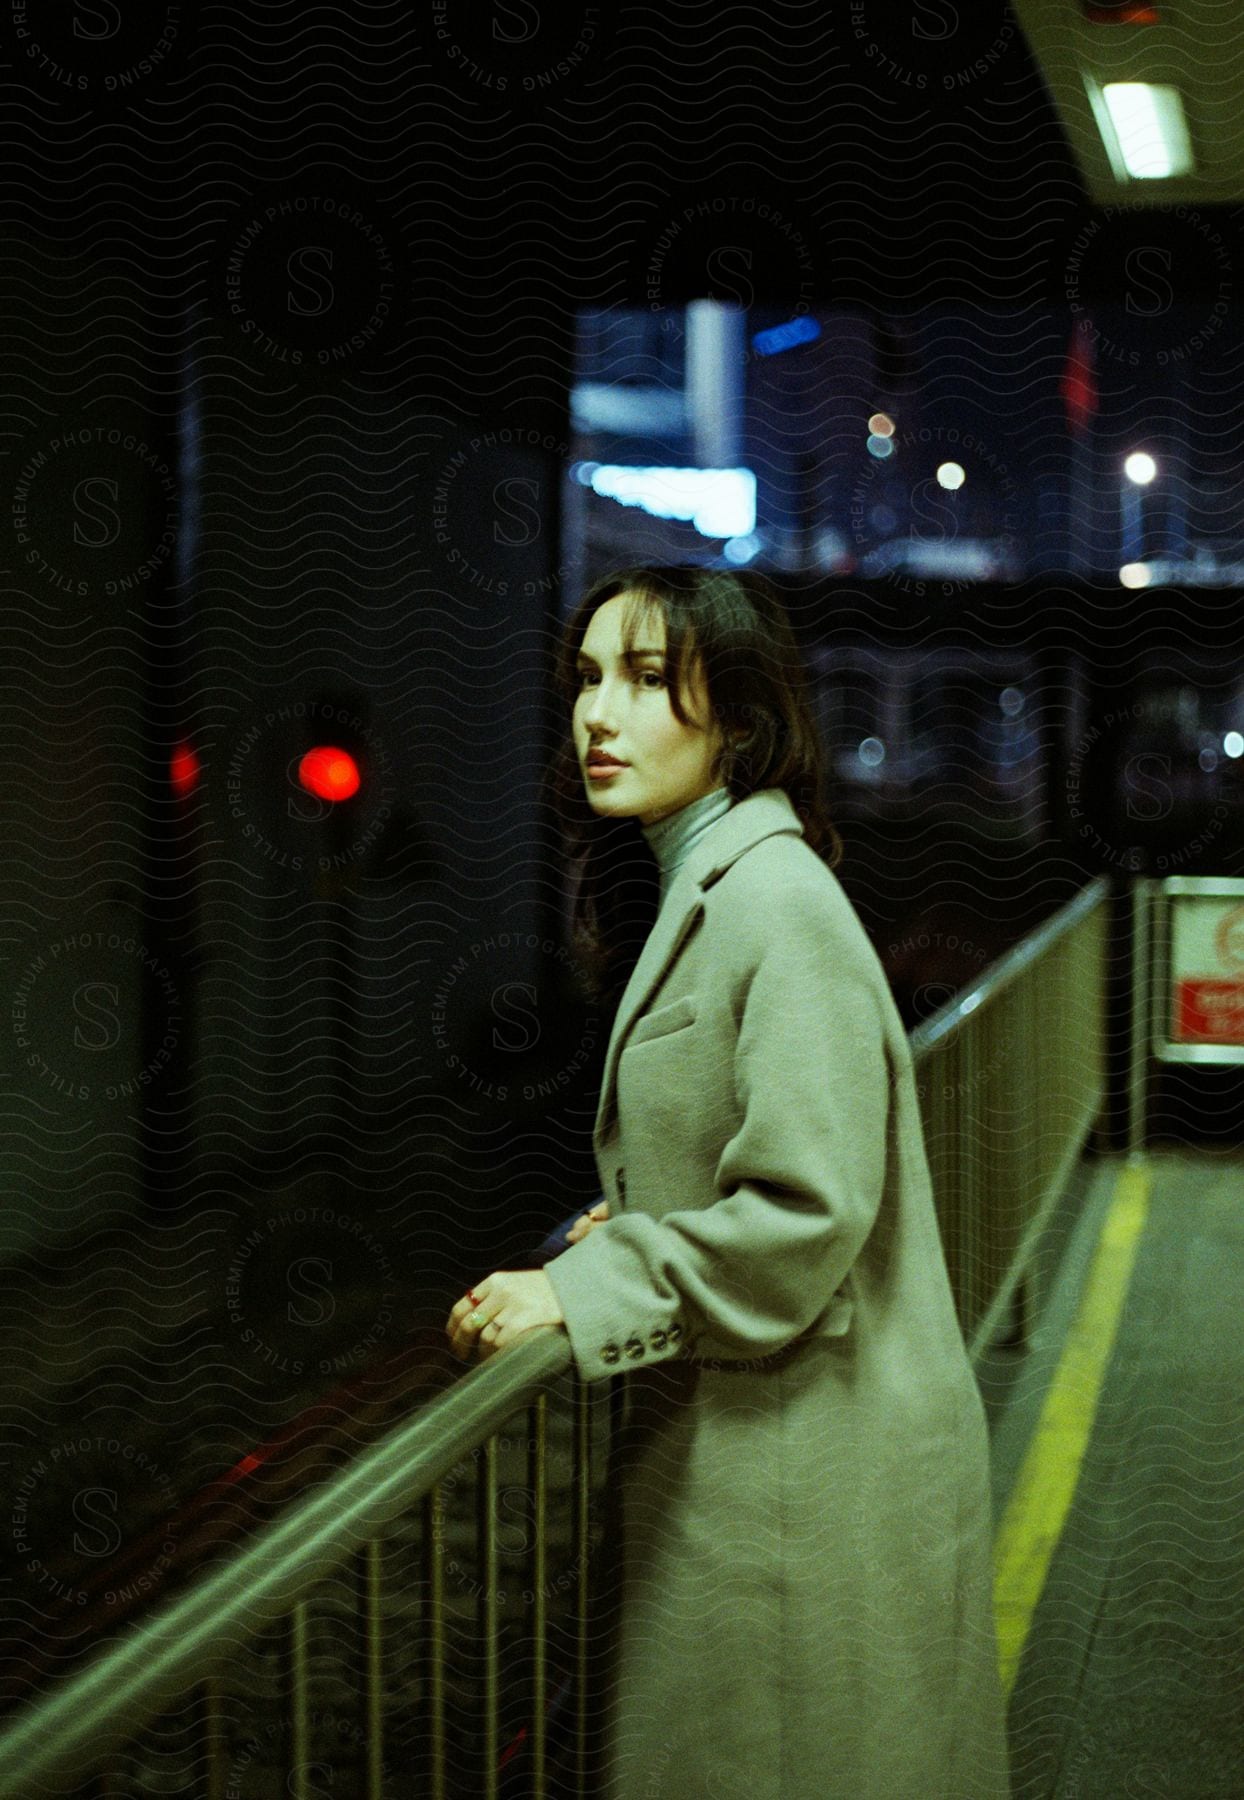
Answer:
[{"left": 446, "top": 566, "right": 1011, "bottom": 1799}]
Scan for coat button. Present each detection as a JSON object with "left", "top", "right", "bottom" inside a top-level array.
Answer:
[
  {"left": 624, "top": 1336, "right": 645, "bottom": 1360},
  {"left": 601, "top": 1343, "right": 620, "bottom": 1364},
  {"left": 649, "top": 1328, "right": 667, "bottom": 1351},
  {"left": 667, "top": 1323, "right": 683, "bottom": 1345}
]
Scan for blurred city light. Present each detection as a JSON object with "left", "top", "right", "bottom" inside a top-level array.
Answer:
[
  {"left": 936, "top": 461, "right": 966, "bottom": 491},
  {"left": 1224, "top": 732, "right": 1244, "bottom": 760},
  {"left": 866, "top": 434, "right": 895, "bottom": 460},
  {"left": 1124, "top": 452, "right": 1158, "bottom": 485},
  {"left": 169, "top": 743, "right": 200, "bottom": 797},
  {"left": 752, "top": 316, "right": 821, "bottom": 356},
  {"left": 867, "top": 412, "right": 895, "bottom": 438},
  {"left": 723, "top": 533, "right": 763, "bottom": 564},
  {"left": 584, "top": 465, "right": 757, "bottom": 538},
  {"left": 858, "top": 737, "right": 886, "bottom": 768},
  {"left": 1119, "top": 562, "right": 1153, "bottom": 588}
]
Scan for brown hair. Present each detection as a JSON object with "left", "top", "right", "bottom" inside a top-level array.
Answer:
[{"left": 545, "top": 565, "right": 843, "bottom": 1013}]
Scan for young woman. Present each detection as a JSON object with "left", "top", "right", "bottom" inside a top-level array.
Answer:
[{"left": 446, "top": 566, "right": 1011, "bottom": 1799}]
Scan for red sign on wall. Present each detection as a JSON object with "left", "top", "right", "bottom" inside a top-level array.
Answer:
[
  {"left": 1171, "top": 898, "right": 1244, "bottom": 1047},
  {"left": 1176, "top": 980, "right": 1244, "bottom": 1045}
]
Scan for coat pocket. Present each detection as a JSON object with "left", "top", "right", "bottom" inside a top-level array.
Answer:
[{"left": 625, "top": 994, "right": 698, "bottom": 1049}]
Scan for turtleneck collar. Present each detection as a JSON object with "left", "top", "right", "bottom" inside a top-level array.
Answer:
[{"left": 640, "top": 784, "right": 735, "bottom": 907}]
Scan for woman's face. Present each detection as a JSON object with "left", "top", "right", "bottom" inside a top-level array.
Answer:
[{"left": 573, "top": 592, "right": 726, "bottom": 827}]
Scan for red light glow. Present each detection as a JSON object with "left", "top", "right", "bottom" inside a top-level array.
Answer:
[
  {"left": 169, "top": 743, "right": 201, "bottom": 796},
  {"left": 299, "top": 745, "right": 361, "bottom": 802},
  {"left": 1081, "top": 3, "right": 1160, "bottom": 20}
]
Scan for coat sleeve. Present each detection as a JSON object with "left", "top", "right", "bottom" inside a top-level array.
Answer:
[{"left": 543, "top": 889, "right": 893, "bottom": 1383}]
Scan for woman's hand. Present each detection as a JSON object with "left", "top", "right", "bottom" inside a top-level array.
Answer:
[
  {"left": 445, "top": 1270, "right": 566, "bottom": 1363},
  {"left": 565, "top": 1200, "right": 610, "bottom": 1245}
]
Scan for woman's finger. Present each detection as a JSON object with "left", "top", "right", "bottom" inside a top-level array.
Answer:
[
  {"left": 446, "top": 1282, "right": 494, "bottom": 1359},
  {"left": 475, "top": 1310, "right": 506, "bottom": 1360},
  {"left": 568, "top": 1203, "right": 610, "bottom": 1243}
]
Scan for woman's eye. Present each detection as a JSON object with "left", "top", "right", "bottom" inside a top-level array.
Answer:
[{"left": 576, "top": 669, "right": 666, "bottom": 689}]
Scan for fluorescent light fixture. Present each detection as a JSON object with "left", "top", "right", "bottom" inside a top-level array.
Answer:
[
  {"left": 585, "top": 466, "right": 757, "bottom": 539},
  {"left": 1093, "top": 82, "right": 1194, "bottom": 180}
]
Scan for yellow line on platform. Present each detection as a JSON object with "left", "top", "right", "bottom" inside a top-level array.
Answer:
[{"left": 991, "top": 1155, "right": 1152, "bottom": 1700}]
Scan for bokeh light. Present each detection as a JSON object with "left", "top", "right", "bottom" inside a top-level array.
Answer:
[
  {"left": 299, "top": 746, "right": 361, "bottom": 803},
  {"left": 1119, "top": 562, "right": 1152, "bottom": 588}
]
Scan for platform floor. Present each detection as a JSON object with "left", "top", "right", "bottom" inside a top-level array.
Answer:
[{"left": 985, "top": 1149, "right": 1244, "bottom": 1798}]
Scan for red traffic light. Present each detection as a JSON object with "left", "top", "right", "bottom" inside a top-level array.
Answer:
[
  {"left": 298, "top": 745, "right": 361, "bottom": 803},
  {"left": 169, "top": 743, "right": 201, "bottom": 796}
]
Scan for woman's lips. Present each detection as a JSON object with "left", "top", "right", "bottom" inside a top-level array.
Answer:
[{"left": 586, "top": 757, "right": 627, "bottom": 780}]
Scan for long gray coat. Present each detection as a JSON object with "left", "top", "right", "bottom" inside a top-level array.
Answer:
[{"left": 544, "top": 787, "right": 1011, "bottom": 1799}]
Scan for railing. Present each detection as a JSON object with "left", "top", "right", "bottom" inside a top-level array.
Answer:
[
  {"left": 0, "top": 1330, "right": 466, "bottom": 1711},
  {"left": 0, "top": 1328, "right": 614, "bottom": 1800},
  {"left": 0, "top": 877, "right": 1113, "bottom": 1798},
  {"left": 909, "top": 874, "right": 1111, "bottom": 1359}
]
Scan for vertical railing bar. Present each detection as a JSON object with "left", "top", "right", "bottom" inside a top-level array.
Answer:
[
  {"left": 1025, "top": 950, "right": 1041, "bottom": 1328},
  {"left": 201, "top": 1673, "right": 225, "bottom": 1800},
  {"left": 1019, "top": 954, "right": 1037, "bottom": 1337},
  {"left": 360, "top": 1537, "right": 384, "bottom": 1800},
  {"left": 572, "top": 1370, "right": 592, "bottom": 1797},
  {"left": 940, "top": 1055, "right": 956, "bottom": 1321},
  {"left": 957, "top": 1024, "right": 975, "bottom": 1335},
  {"left": 529, "top": 1392, "right": 548, "bottom": 1799},
  {"left": 1129, "top": 875, "right": 1151, "bottom": 1156},
  {"left": 981, "top": 1000, "right": 995, "bottom": 1332},
  {"left": 1103, "top": 892, "right": 1116, "bottom": 1127},
  {"left": 970, "top": 977, "right": 989, "bottom": 1344},
  {"left": 423, "top": 1482, "right": 447, "bottom": 1800},
  {"left": 288, "top": 1600, "right": 311, "bottom": 1800},
  {"left": 995, "top": 976, "right": 1008, "bottom": 1322},
  {"left": 480, "top": 1434, "right": 499, "bottom": 1800}
]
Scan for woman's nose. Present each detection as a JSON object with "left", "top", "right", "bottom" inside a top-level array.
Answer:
[{"left": 581, "top": 677, "right": 619, "bottom": 728}]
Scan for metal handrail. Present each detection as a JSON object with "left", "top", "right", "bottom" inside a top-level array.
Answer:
[
  {"left": 0, "top": 875, "right": 1115, "bottom": 1796},
  {"left": 907, "top": 875, "right": 1112, "bottom": 1356},
  {"left": 0, "top": 1326, "right": 458, "bottom": 1706},
  {"left": 0, "top": 1327, "right": 573, "bottom": 1796},
  {"left": 908, "top": 875, "right": 1111, "bottom": 1061}
]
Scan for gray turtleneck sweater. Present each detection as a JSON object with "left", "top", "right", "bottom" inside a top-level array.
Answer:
[{"left": 640, "top": 784, "right": 735, "bottom": 909}]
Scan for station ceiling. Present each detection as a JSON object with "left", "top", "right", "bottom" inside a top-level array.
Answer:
[{"left": 1011, "top": 0, "right": 1244, "bottom": 204}]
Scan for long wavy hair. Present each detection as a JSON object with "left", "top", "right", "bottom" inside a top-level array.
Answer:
[{"left": 546, "top": 565, "right": 843, "bottom": 1013}]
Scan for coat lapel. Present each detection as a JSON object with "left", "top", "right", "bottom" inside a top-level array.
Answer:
[{"left": 593, "top": 787, "right": 805, "bottom": 1148}]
